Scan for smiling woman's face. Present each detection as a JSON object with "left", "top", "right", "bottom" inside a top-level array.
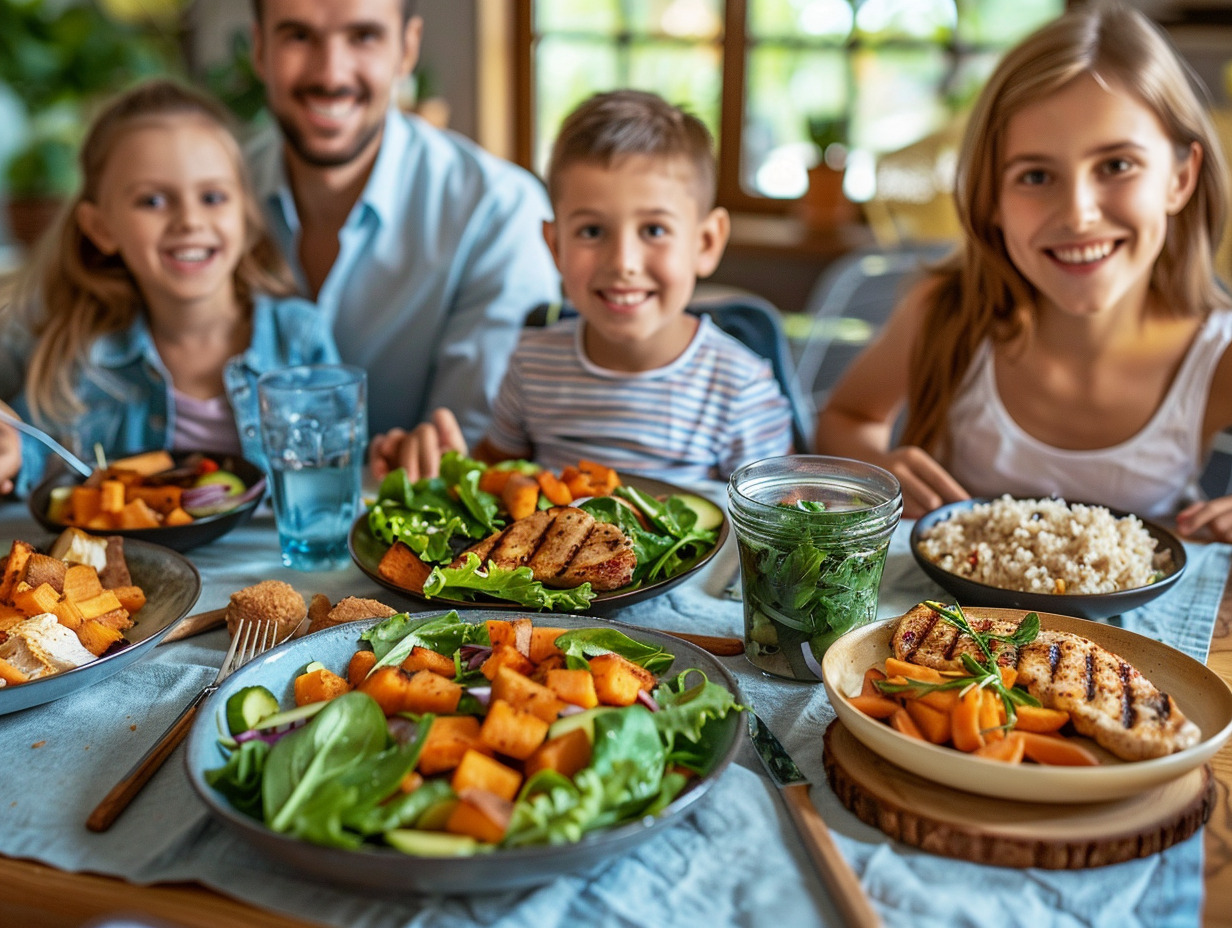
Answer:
[{"left": 994, "top": 73, "right": 1199, "bottom": 321}]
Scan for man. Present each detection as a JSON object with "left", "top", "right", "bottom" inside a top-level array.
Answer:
[{"left": 247, "top": 0, "right": 560, "bottom": 441}]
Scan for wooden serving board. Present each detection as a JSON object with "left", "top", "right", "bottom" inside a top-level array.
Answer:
[{"left": 823, "top": 720, "right": 1214, "bottom": 869}]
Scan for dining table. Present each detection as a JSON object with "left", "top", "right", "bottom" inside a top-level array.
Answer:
[{"left": 1, "top": 490, "right": 1231, "bottom": 928}]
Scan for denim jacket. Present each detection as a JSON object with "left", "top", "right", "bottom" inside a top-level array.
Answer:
[{"left": 11, "top": 294, "right": 338, "bottom": 495}]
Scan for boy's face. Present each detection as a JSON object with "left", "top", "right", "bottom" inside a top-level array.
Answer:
[
  {"left": 252, "top": 0, "right": 421, "bottom": 171},
  {"left": 544, "top": 154, "right": 729, "bottom": 372}
]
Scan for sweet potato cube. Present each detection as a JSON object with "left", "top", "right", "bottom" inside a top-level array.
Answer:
[
  {"left": 588, "top": 652, "right": 656, "bottom": 707},
  {"left": 490, "top": 666, "right": 565, "bottom": 723},
  {"left": 358, "top": 666, "right": 415, "bottom": 715},
  {"left": 62, "top": 564, "right": 104, "bottom": 603},
  {"left": 163, "top": 507, "right": 195, "bottom": 527},
  {"left": 418, "top": 715, "right": 488, "bottom": 775},
  {"left": 578, "top": 459, "right": 620, "bottom": 492},
  {"left": 110, "top": 585, "right": 146, "bottom": 614},
  {"left": 22, "top": 553, "right": 66, "bottom": 593},
  {"left": 477, "top": 468, "right": 514, "bottom": 495},
  {"left": 75, "top": 589, "right": 123, "bottom": 620},
  {"left": 485, "top": 617, "right": 533, "bottom": 656},
  {"left": 403, "top": 669, "right": 463, "bottom": 715},
  {"left": 377, "top": 540, "right": 433, "bottom": 594},
  {"left": 545, "top": 668, "right": 599, "bottom": 709},
  {"left": 480, "top": 642, "right": 535, "bottom": 681},
  {"left": 534, "top": 470, "right": 573, "bottom": 506},
  {"left": 347, "top": 649, "right": 378, "bottom": 687},
  {"left": 126, "top": 484, "right": 184, "bottom": 514},
  {"left": 116, "top": 498, "right": 161, "bottom": 529},
  {"left": 50, "top": 596, "right": 85, "bottom": 631},
  {"left": 445, "top": 789, "right": 513, "bottom": 844},
  {"left": 109, "top": 449, "right": 175, "bottom": 475},
  {"left": 450, "top": 748, "right": 522, "bottom": 801},
  {"left": 294, "top": 667, "right": 351, "bottom": 706},
  {"left": 89, "top": 608, "right": 132, "bottom": 631},
  {"left": 100, "top": 480, "right": 127, "bottom": 514},
  {"left": 479, "top": 698, "right": 549, "bottom": 760},
  {"left": 524, "top": 726, "right": 592, "bottom": 780},
  {"left": 0, "top": 604, "right": 27, "bottom": 632},
  {"left": 0, "top": 540, "right": 35, "bottom": 603},
  {"left": 69, "top": 486, "right": 103, "bottom": 525},
  {"left": 77, "top": 619, "right": 124, "bottom": 656},
  {"left": 401, "top": 645, "right": 456, "bottom": 677},
  {"left": 529, "top": 653, "right": 567, "bottom": 684},
  {"left": 500, "top": 472, "right": 540, "bottom": 521},
  {"left": 13, "top": 581, "right": 62, "bottom": 617},
  {"left": 528, "top": 626, "right": 565, "bottom": 664}
]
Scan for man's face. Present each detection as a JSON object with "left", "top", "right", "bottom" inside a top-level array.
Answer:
[{"left": 252, "top": 0, "right": 421, "bottom": 170}]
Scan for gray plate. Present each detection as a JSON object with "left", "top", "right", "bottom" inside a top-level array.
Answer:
[
  {"left": 910, "top": 498, "right": 1187, "bottom": 621},
  {"left": 349, "top": 475, "right": 728, "bottom": 613},
  {"left": 0, "top": 537, "right": 201, "bottom": 715},
  {"left": 184, "top": 610, "right": 743, "bottom": 894}
]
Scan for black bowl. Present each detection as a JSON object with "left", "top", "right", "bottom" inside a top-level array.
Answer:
[
  {"left": 909, "top": 498, "right": 1187, "bottom": 621},
  {"left": 29, "top": 451, "right": 265, "bottom": 553}
]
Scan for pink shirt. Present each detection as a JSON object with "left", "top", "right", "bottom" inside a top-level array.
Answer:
[{"left": 172, "top": 390, "right": 243, "bottom": 457}]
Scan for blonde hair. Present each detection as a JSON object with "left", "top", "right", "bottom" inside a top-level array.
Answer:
[
  {"left": 901, "top": 2, "right": 1230, "bottom": 454},
  {"left": 10, "top": 78, "right": 292, "bottom": 425}
]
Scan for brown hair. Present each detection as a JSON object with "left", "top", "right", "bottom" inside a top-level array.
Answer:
[
  {"left": 546, "top": 90, "right": 718, "bottom": 211},
  {"left": 10, "top": 78, "right": 292, "bottom": 425},
  {"left": 900, "top": 2, "right": 1230, "bottom": 455},
  {"left": 250, "top": 0, "right": 419, "bottom": 24}
]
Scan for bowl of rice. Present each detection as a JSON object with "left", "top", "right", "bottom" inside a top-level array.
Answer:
[{"left": 910, "top": 496, "right": 1186, "bottom": 620}]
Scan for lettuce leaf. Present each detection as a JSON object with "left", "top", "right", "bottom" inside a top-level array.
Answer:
[
  {"left": 652, "top": 669, "right": 742, "bottom": 771},
  {"left": 422, "top": 553, "right": 595, "bottom": 611}
]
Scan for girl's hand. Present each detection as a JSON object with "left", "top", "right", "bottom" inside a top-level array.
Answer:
[
  {"left": 368, "top": 408, "right": 468, "bottom": 483},
  {"left": 1175, "top": 497, "right": 1232, "bottom": 543},
  {"left": 877, "top": 446, "right": 970, "bottom": 519},
  {"left": 0, "top": 420, "right": 21, "bottom": 496}
]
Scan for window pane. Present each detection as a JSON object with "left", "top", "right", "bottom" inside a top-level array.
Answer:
[
  {"left": 627, "top": 0, "right": 724, "bottom": 38},
  {"left": 628, "top": 42, "right": 723, "bottom": 135},
  {"left": 849, "top": 45, "right": 949, "bottom": 153},
  {"left": 745, "top": 46, "right": 849, "bottom": 198},
  {"left": 956, "top": 0, "right": 1063, "bottom": 46},
  {"left": 854, "top": 0, "right": 956, "bottom": 43},
  {"left": 534, "top": 38, "right": 620, "bottom": 173},
  {"left": 750, "top": 0, "right": 855, "bottom": 41},
  {"left": 535, "top": 1, "right": 621, "bottom": 33}
]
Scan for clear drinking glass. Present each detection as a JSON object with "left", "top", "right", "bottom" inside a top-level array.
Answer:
[
  {"left": 257, "top": 365, "right": 367, "bottom": 571},
  {"left": 728, "top": 455, "right": 902, "bottom": 681}
]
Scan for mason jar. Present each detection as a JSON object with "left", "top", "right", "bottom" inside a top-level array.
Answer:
[{"left": 728, "top": 455, "right": 902, "bottom": 681}]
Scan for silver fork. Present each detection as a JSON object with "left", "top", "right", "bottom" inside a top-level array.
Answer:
[{"left": 86, "top": 619, "right": 281, "bottom": 832}]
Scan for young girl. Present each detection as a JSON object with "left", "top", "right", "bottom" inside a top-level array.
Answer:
[
  {"left": 0, "top": 79, "right": 338, "bottom": 495},
  {"left": 815, "top": 4, "right": 1232, "bottom": 541}
]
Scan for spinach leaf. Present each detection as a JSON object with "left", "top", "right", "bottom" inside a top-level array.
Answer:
[
  {"left": 204, "top": 739, "right": 270, "bottom": 819},
  {"left": 362, "top": 611, "right": 486, "bottom": 671},
  {"left": 588, "top": 706, "right": 666, "bottom": 816},
  {"left": 553, "top": 627, "right": 675, "bottom": 676}
]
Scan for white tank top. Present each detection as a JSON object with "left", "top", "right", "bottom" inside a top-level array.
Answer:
[{"left": 946, "top": 309, "right": 1232, "bottom": 518}]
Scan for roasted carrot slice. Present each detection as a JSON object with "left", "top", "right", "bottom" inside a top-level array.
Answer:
[
  {"left": 904, "top": 699, "right": 951, "bottom": 744},
  {"left": 884, "top": 658, "right": 943, "bottom": 683},
  {"left": 860, "top": 667, "right": 887, "bottom": 697},
  {"left": 1019, "top": 731, "right": 1099, "bottom": 766},
  {"left": 998, "top": 666, "right": 1018, "bottom": 688},
  {"left": 847, "top": 694, "right": 899, "bottom": 719},
  {"left": 951, "top": 687, "right": 984, "bottom": 752},
  {"left": 917, "top": 688, "right": 960, "bottom": 712},
  {"left": 1012, "top": 704, "right": 1070, "bottom": 733},
  {"left": 974, "top": 731, "right": 1026, "bottom": 763},
  {"left": 890, "top": 707, "right": 924, "bottom": 740},
  {"left": 979, "top": 689, "right": 1005, "bottom": 743}
]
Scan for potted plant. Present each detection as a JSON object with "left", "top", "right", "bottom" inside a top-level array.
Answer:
[
  {"left": 0, "top": 0, "right": 177, "bottom": 245},
  {"left": 799, "top": 114, "right": 856, "bottom": 230}
]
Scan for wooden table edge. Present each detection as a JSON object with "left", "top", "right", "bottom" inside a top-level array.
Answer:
[{"left": 1203, "top": 564, "right": 1232, "bottom": 928}]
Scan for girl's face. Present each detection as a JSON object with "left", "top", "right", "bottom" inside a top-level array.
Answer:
[
  {"left": 543, "top": 154, "right": 728, "bottom": 372},
  {"left": 995, "top": 74, "right": 1200, "bottom": 321},
  {"left": 76, "top": 116, "right": 248, "bottom": 317}
]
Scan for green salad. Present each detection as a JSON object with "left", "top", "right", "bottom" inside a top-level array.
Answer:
[
  {"left": 205, "top": 611, "right": 742, "bottom": 855},
  {"left": 367, "top": 453, "right": 722, "bottom": 610}
]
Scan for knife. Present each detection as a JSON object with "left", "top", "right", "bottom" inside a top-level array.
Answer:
[{"left": 747, "top": 712, "right": 881, "bottom": 928}]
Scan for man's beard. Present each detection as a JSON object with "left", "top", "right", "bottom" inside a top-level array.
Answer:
[{"left": 275, "top": 109, "right": 385, "bottom": 169}]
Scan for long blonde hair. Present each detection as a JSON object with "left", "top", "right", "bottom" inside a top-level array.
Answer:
[
  {"left": 10, "top": 79, "right": 292, "bottom": 425},
  {"left": 901, "top": 2, "right": 1230, "bottom": 454}
]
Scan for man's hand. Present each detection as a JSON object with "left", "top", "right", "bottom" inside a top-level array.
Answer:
[{"left": 368, "top": 408, "right": 468, "bottom": 483}]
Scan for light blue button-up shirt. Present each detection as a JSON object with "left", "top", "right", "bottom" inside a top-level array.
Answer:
[{"left": 247, "top": 109, "right": 561, "bottom": 442}]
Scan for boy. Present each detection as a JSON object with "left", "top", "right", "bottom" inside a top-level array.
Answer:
[{"left": 369, "top": 90, "right": 792, "bottom": 482}]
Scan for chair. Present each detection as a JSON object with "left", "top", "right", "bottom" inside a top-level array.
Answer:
[
  {"left": 788, "top": 243, "right": 953, "bottom": 423},
  {"left": 524, "top": 294, "right": 814, "bottom": 451}
]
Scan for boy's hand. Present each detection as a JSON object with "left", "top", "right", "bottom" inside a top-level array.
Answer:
[
  {"left": 0, "top": 420, "right": 21, "bottom": 496},
  {"left": 368, "top": 408, "right": 468, "bottom": 483},
  {"left": 1175, "top": 497, "right": 1232, "bottom": 543},
  {"left": 878, "top": 446, "right": 969, "bottom": 519}
]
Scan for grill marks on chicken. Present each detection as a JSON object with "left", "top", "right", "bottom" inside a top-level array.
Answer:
[
  {"left": 890, "top": 604, "right": 1200, "bottom": 760},
  {"left": 455, "top": 506, "right": 636, "bottom": 591}
]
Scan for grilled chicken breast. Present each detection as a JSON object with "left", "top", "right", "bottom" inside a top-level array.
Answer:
[
  {"left": 455, "top": 507, "right": 636, "bottom": 591},
  {"left": 890, "top": 603, "right": 1200, "bottom": 760}
]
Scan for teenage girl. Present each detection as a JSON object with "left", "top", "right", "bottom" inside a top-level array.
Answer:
[
  {"left": 0, "top": 79, "right": 338, "bottom": 495},
  {"left": 814, "top": 4, "right": 1232, "bottom": 541}
]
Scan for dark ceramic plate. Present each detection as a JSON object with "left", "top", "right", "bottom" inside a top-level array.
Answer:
[
  {"left": 184, "top": 611, "right": 743, "bottom": 894},
  {"left": 909, "top": 498, "right": 1187, "bottom": 621},
  {"left": 349, "top": 475, "right": 728, "bottom": 613},
  {"left": 29, "top": 451, "right": 265, "bottom": 553},
  {"left": 0, "top": 537, "right": 200, "bottom": 715}
]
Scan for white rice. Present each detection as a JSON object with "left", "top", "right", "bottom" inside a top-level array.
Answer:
[{"left": 917, "top": 495, "right": 1170, "bottom": 594}]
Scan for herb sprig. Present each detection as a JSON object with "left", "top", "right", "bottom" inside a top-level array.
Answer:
[{"left": 876, "top": 601, "right": 1041, "bottom": 731}]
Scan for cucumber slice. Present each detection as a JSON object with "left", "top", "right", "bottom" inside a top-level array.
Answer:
[
  {"left": 249, "top": 700, "right": 328, "bottom": 731},
  {"left": 675, "top": 492, "right": 724, "bottom": 531},
  {"left": 303, "top": 661, "right": 326, "bottom": 674},
  {"left": 386, "top": 828, "right": 478, "bottom": 857},
  {"left": 225, "top": 685, "right": 281, "bottom": 735},
  {"left": 546, "top": 706, "right": 614, "bottom": 745}
]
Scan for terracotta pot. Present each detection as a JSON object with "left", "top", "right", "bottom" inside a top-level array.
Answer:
[
  {"left": 7, "top": 197, "right": 64, "bottom": 249},
  {"left": 797, "top": 165, "right": 857, "bottom": 231}
]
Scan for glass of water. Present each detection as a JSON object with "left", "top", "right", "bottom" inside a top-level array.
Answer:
[{"left": 257, "top": 364, "right": 367, "bottom": 570}]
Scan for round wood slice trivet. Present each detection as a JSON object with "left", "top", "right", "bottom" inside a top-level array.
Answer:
[{"left": 823, "top": 719, "right": 1214, "bottom": 869}]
